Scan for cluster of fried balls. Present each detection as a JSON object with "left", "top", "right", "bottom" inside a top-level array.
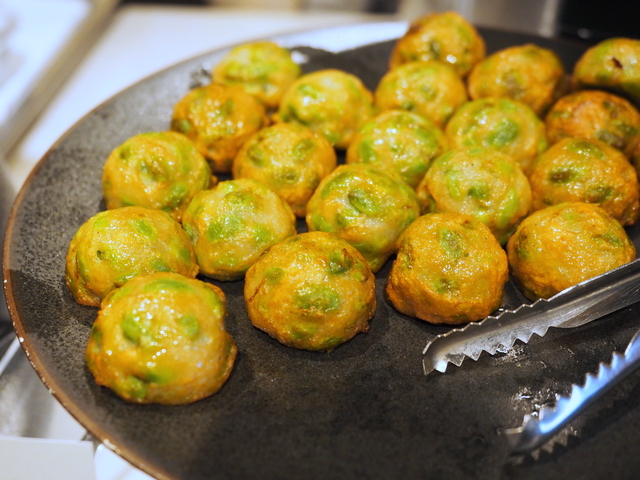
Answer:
[{"left": 65, "top": 11, "right": 640, "bottom": 404}]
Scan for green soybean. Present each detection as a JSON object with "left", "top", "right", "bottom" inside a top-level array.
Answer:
[
  {"left": 293, "top": 138, "right": 316, "bottom": 161},
  {"left": 586, "top": 185, "right": 614, "bottom": 203},
  {"left": 121, "top": 314, "right": 145, "bottom": 345},
  {"left": 179, "top": 315, "right": 200, "bottom": 338},
  {"left": 309, "top": 213, "right": 334, "bottom": 233},
  {"left": 444, "top": 168, "right": 463, "bottom": 199},
  {"left": 592, "top": 232, "right": 625, "bottom": 248},
  {"left": 348, "top": 188, "right": 380, "bottom": 216},
  {"left": 253, "top": 225, "right": 273, "bottom": 245},
  {"left": 294, "top": 284, "right": 340, "bottom": 312},
  {"left": 357, "top": 138, "right": 378, "bottom": 163},
  {"left": 467, "top": 182, "right": 490, "bottom": 200},
  {"left": 265, "top": 266, "right": 285, "bottom": 284},
  {"left": 548, "top": 167, "right": 577, "bottom": 184},
  {"left": 133, "top": 219, "right": 157, "bottom": 239},
  {"left": 439, "top": 228, "right": 465, "bottom": 259},
  {"left": 487, "top": 119, "right": 520, "bottom": 147},
  {"left": 328, "top": 250, "right": 353, "bottom": 275},
  {"left": 125, "top": 375, "right": 148, "bottom": 400},
  {"left": 207, "top": 215, "right": 243, "bottom": 241},
  {"left": 433, "top": 277, "right": 458, "bottom": 294},
  {"left": 144, "top": 277, "right": 194, "bottom": 293}
]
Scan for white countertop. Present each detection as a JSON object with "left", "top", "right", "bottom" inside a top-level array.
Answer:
[{"left": 0, "top": 5, "right": 394, "bottom": 479}]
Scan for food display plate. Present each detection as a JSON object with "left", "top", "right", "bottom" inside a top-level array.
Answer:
[{"left": 5, "top": 22, "right": 640, "bottom": 480}]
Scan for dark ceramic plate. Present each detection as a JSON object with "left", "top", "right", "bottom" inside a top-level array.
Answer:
[{"left": 5, "top": 22, "right": 640, "bottom": 480}]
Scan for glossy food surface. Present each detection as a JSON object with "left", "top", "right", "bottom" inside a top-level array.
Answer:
[
  {"left": 416, "top": 147, "right": 532, "bottom": 244},
  {"left": 244, "top": 231, "right": 376, "bottom": 351},
  {"left": 65, "top": 207, "right": 199, "bottom": 307},
  {"left": 507, "top": 202, "right": 636, "bottom": 300},
  {"left": 102, "top": 131, "right": 212, "bottom": 221},
  {"left": 528, "top": 137, "right": 640, "bottom": 225},
  {"left": 181, "top": 178, "right": 296, "bottom": 281},
  {"left": 171, "top": 83, "right": 268, "bottom": 172},
  {"left": 232, "top": 122, "right": 336, "bottom": 216},
  {"left": 86, "top": 272, "right": 236, "bottom": 405},
  {"left": 386, "top": 212, "right": 508, "bottom": 324},
  {"left": 467, "top": 43, "right": 566, "bottom": 115},
  {"left": 389, "top": 11, "right": 485, "bottom": 77}
]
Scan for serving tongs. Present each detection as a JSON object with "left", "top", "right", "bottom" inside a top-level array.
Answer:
[
  {"left": 503, "top": 324, "right": 640, "bottom": 454},
  {"left": 422, "top": 258, "right": 640, "bottom": 375}
]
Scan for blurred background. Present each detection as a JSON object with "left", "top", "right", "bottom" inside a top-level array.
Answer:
[{"left": 122, "top": 0, "right": 639, "bottom": 41}]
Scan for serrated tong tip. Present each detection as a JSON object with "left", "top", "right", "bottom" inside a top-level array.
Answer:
[
  {"left": 504, "top": 327, "right": 640, "bottom": 455},
  {"left": 422, "top": 301, "right": 551, "bottom": 375},
  {"left": 422, "top": 259, "right": 640, "bottom": 376}
]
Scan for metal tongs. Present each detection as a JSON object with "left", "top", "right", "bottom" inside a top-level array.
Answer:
[
  {"left": 421, "top": 258, "right": 640, "bottom": 455},
  {"left": 422, "top": 258, "right": 640, "bottom": 374},
  {"left": 503, "top": 324, "right": 640, "bottom": 454}
]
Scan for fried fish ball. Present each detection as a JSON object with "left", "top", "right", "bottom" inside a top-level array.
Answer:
[
  {"left": 102, "top": 131, "right": 212, "bottom": 222},
  {"left": 374, "top": 60, "right": 468, "bottom": 129},
  {"left": 345, "top": 109, "right": 447, "bottom": 189},
  {"left": 212, "top": 41, "right": 301, "bottom": 109},
  {"left": 416, "top": 147, "right": 531, "bottom": 244},
  {"left": 65, "top": 207, "right": 199, "bottom": 307},
  {"left": 507, "top": 202, "right": 636, "bottom": 300},
  {"left": 445, "top": 98, "right": 548, "bottom": 174},
  {"left": 244, "top": 231, "right": 376, "bottom": 351},
  {"left": 467, "top": 44, "right": 567, "bottom": 116},
  {"left": 386, "top": 212, "right": 508, "bottom": 325},
  {"left": 86, "top": 272, "right": 237, "bottom": 405},
  {"left": 181, "top": 178, "right": 296, "bottom": 281},
  {"left": 389, "top": 11, "right": 485, "bottom": 78},
  {"left": 545, "top": 90, "right": 640, "bottom": 157},
  {"left": 232, "top": 122, "right": 337, "bottom": 217},
  {"left": 306, "top": 164, "right": 421, "bottom": 272},
  {"left": 573, "top": 37, "right": 640, "bottom": 106},
  {"left": 276, "top": 69, "right": 375, "bottom": 149},
  {"left": 529, "top": 138, "right": 640, "bottom": 225},
  {"left": 171, "top": 83, "right": 268, "bottom": 173}
]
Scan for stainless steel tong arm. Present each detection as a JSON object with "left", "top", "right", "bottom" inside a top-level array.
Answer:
[
  {"left": 504, "top": 324, "right": 640, "bottom": 454},
  {"left": 422, "top": 258, "right": 640, "bottom": 374}
]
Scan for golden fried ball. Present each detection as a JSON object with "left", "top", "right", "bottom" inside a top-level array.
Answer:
[
  {"left": 374, "top": 60, "right": 468, "bottom": 129},
  {"left": 545, "top": 89, "right": 640, "bottom": 157},
  {"left": 508, "top": 202, "right": 636, "bottom": 300},
  {"left": 416, "top": 147, "right": 531, "bottom": 244},
  {"left": 467, "top": 43, "right": 567, "bottom": 116},
  {"left": 529, "top": 138, "right": 640, "bottom": 225},
  {"left": 232, "top": 122, "right": 337, "bottom": 217},
  {"left": 276, "top": 68, "right": 375, "bottom": 149},
  {"left": 181, "top": 178, "right": 296, "bottom": 281},
  {"left": 212, "top": 41, "right": 301, "bottom": 109},
  {"left": 86, "top": 272, "right": 236, "bottom": 405},
  {"left": 65, "top": 207, "right": 198, "bottom": 307},
  {"left": 171, "top": 83, "right": 268, "bottom": 173},
  {"left": 445, "top": 98, "right": 548, "bottom": 174},
  {"left": 573, "top": 37, "right": 640, "bottom": 105},
  {"left": 346, "top": 109, "right": 447, "bottom": 189},
  {"left": 102, "top": 131, "right": 212, "bottom": 222},
  {"left": 389, "top": 11, "right": 485, "bottom": 77},
  {"left": 386, "top": 212, "right": 508, "bottom": 325},
  {"left": 306, "top": 164, "right": 421, "bottom": 272},
  {"left": 244, "top": 231, "right": 376, "bottom": 351}
]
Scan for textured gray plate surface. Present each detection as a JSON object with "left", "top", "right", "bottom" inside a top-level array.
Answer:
[{"left": 5, "top": 22, "right": 640, "bottom": 480}]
